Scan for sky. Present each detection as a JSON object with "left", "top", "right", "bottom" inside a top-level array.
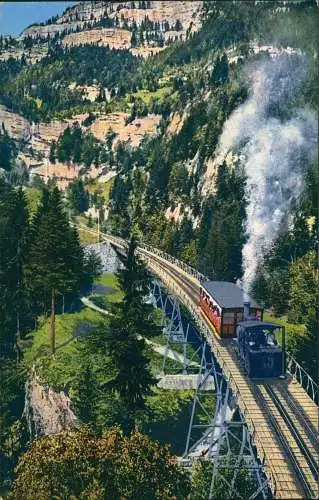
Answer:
[{"left": 0, "top": 1, "right": 78, "bottom": 36}]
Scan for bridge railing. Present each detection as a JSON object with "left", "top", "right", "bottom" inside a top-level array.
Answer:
[
  {"left": 87, "top": 226, "right": 207, "bottom": 281},
  {"left": 138, "top": 241, "right": 207, "bottom": 283},
  {"left": 286, "top": 352, "right": 318, "bottom": 403}
]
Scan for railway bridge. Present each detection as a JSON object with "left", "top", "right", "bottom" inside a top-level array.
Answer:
[{"left": 78, "top": 225, "right": 318, "bottom": 500}]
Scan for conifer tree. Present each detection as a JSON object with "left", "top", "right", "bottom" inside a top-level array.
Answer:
[
  {"left": 25, "top": 186, "right": 84, "bottom": 354},
  {"left": 114, "top": 235, "right": 160, "bottom": 338},
  {"left": 49, "top": 141, "right": 56, "bottom": 164},
  {"left": 0, "top": 182, "right": 29, "bottom": 356},
  {"left": 103, "top": 236, "right": 159, "bottom": 431},
  {"left": 73, "top": 365, "right": 99, "bottom": 428},
  {"left": 67, "top": 179, "right": 89, "bottom": 214}
]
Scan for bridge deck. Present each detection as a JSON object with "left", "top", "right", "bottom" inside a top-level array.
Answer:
[{"left": 142, "top": 250, "right": 318, "bottom": 500}]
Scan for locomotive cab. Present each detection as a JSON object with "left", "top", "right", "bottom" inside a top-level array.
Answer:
[{"left": 236, "top": 321, "right": 285, "bottom": 378}]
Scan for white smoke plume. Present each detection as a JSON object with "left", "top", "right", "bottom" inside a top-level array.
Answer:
[{"left": 215, "top": 54, "right": 317, "bottom": 292}]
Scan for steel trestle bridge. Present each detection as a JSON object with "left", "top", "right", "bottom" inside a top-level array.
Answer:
[{"left": 77, "top": 224, "right": 318, "bottom": 500}]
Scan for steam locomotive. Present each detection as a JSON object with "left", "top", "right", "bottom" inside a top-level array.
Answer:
[{"left": 199, "top": 280, "right": 285, "bottom": 378}]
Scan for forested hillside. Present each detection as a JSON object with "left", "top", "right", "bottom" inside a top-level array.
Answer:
[
  {"left": 0, "top": 0, "right": 317, "bottom": 370},
  {"left": 0, "top": 1, "right": 318, "bottom": 496}
]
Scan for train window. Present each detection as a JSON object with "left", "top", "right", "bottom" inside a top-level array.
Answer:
[
  {"left": 223, "top": 312, "right": 234, "bottom": 324},
  {"left": 213, "top": 306, "right": 220, "bottom": 317},
  {"left": 265, "top": 331, "right": 278, "bottom": 347},
  {"left": 256, "top": 310, "right": 262, "bottom": 320}
]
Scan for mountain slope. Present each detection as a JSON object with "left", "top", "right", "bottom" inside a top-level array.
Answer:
[{"left": 0, "top": 1, "right": 317, "bottom": 283}]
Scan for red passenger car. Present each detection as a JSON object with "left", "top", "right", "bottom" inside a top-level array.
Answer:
[{"left": 199, "top": 281, "right": 263, "bottom": 337}]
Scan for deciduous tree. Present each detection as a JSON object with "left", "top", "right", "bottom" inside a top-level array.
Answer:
[{"left": 12, "top": 426, "right": 190, "bottom": 499}]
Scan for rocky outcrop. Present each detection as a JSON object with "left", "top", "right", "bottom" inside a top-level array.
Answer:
[
  {"left": 166, "top": 112, "right": 188, "bottom": 137},
  {"left": 20, "top": 21, "right": 86, "bottom": 40},
  {"left": 2, "top": 1, "right": 203, "bottom": 65},
  {"left": 59, "top": 1, "right": 203, "bottom": 33},
  {"left": 0, "top": 43, "right": 48, "bottom": 64},
  {"left": 24, "top": 371, "right": 77, "bottom": 438},
  {"left": 90, "top": 112, "right": 161, "bottom": 147},
  {"left": 130, "top": 45, "right": 165, "bottom": 58},
  {"left": 0, "top": 102, "right": 160, "bottom": 155},
  {"left": 0, "top": 105, "right": 31, "bottom": 141}
]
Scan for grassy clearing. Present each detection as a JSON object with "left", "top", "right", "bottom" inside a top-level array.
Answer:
[
  {"left": 95, "top": 273, "right": 123, "bottom": 303},
  {"left": 86, "top": 177, "right": 115, "bottom": 203},
  {"left": 24, "top": 187, "right": 41, "bottom": 216},
  {"left": 77, "top": 226, "right": 98, "bottom": 245},
  {"left": 22, "top": 306, "right": 105, "bottom": 390},
  {"left": 74, "top": 214, "right": 98, "bottom": 244},
  {"left": 75, "top": 214, "right": 97, "bottom": 228},
  {"left": 128, "top": 85, "right": 172, "bottom": 105}
]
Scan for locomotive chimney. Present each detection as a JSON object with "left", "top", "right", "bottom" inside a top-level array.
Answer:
[{"left": 243, "top": 292, "right": 250, "bottom": 321}]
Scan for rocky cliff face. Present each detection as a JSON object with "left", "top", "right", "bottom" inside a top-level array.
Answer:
[
  {"left": 20, "top": 1, "right": 203, "bottom": 46},
  {"left": 1, "top": 1, "right": 203, "bottom": 66},
  {"left": 0, "top": 105, "right": 31, "bottom": 141},
  {"left": 0, "top": 103, "right": 160, "bottom": 189},
  {"left": 62, "top": 27, "right": 132, "bottom": 50}
]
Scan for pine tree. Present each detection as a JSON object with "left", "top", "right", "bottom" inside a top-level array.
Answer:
[
  {"left": 96, "top": 86, "right": 106, "bottom": 103},
  {"left": 0, "top": 182, "right": 29, "bottom": 357},
  {"left": 114, "top": 236, "right": 160, "bottom": 337},
  {"left": 0, "top": 128, "right": 16, "bottom": 171},
  {"left": 199, "top": 164, "right": 246, "bottom": 281},
  {"left": 49, "top": 141, "right": 56, "bottom": 164},
  {"left": 175, "top": 19, "right": 183, "bottom": 31},
  {"left": 25, "top": 187, "right": 84, "bottom": 354},
  {"left": 74, "top": 365, "right": 99, "bottom": 427},
  {"left": 103, "top": 236, "right": 159, "bottom": 431},
  {"left": 211, "top": 54, "right": 229, "bottom": 85},
  {"left": 131, "top": 27, "right": 137, "bottom": 47},
  {"left": 68, "top": 179, "right": 89, "bottom": 214}
]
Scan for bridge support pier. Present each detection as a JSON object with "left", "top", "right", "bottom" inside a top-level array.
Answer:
[{"left": 151, "top": 280, "right": 203, "bottom": 375}]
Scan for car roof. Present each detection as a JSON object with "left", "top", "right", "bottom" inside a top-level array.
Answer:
[
  {"left": 201, "top": 281, "right": 260, "bottom": 309},
  {"left": 237, "top": 320, "right": 281, "bottom": 328}
]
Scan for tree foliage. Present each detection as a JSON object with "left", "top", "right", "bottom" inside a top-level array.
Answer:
[
  {"left": 67, "top": 179, "right": 89, "bottom": 214},
  {"left": 99, "top": 236, "right": 160, "bottom": 432},
  {"left": 11, "top": 425, "right": 190, "bottom": 500},
  {"left": 191, "top": 458, "right": 260, "bottom": 500}
]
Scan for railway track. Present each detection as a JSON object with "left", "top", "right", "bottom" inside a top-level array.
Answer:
[{"left": 263, "top": 384, "right": 318, "bottom": 497}]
